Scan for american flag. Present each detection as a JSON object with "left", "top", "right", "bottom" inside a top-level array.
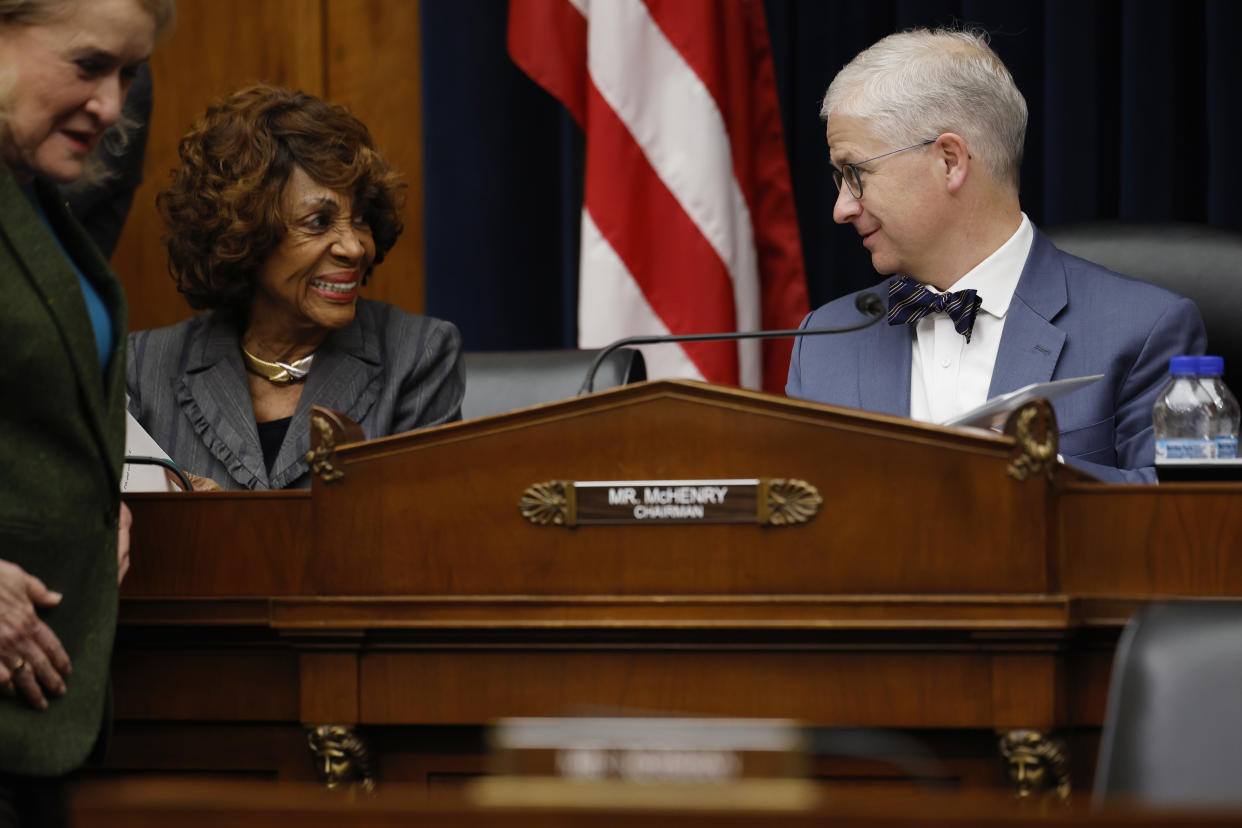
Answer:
[{"left": 508, "top": 0, "right": 809, "bottom": 392}]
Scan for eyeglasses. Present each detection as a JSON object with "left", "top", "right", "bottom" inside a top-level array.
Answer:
[{"left": 831, "top": 139, "right": 936, "bottom": 199}]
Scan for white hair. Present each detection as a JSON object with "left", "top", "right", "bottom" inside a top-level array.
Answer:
[{"left": 821, "top": 28, "right": 1028, "bottom": 192}]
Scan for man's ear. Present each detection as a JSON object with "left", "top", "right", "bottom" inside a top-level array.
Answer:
[{"left": 936, "top": 133, "right": 970, "bottom": 193}]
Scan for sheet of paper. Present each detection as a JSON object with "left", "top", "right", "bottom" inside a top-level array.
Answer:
[
  {"left": 940, "top": 374, "right": 1104, "bottom": 430},
  {"left": 122, "top": 410, "right": 178, "bottom": 492}
]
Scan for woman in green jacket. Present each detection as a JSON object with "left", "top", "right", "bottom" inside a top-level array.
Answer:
[{"left": 0, "top": 0, "right": 173, "bottom": 822}]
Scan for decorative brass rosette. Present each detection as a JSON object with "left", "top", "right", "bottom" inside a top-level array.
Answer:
[
  {"left": 519, "top": 480, "right": 572, "bottom": 526},
  {"left": 761, "top": 478, "right": 823, "bottom": 526}
]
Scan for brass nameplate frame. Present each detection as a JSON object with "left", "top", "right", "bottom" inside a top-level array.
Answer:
[{"left": 519, "top": 479, "right": 822, "bottom": 528}]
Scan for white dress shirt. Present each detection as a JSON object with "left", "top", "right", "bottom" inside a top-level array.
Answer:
[{"left": 908, "top": 213, "right": 1034, "bottom": 424}]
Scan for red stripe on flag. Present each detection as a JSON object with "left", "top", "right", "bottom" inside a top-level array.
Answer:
[
  {"left": 507, "top": 0, "right": 588, "bottom": 126},
  {"left": 643, "top": 0, "right": 809, "bottom": 393},
  {"left": 585, "top": 84, "right": 739, "bottom": 384}
]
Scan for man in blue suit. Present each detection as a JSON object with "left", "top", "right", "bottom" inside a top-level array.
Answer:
[{"left": 786, "top": 28, "right": 1205, "bottom": 483}]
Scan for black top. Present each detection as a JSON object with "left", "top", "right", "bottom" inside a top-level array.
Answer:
[{"left": 256, "top": 416, "right": 291, "bottom": 474}]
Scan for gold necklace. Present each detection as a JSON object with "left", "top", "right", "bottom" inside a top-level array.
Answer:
[{"left": 241, "top": 346, "right": 314, "bottom": 384}]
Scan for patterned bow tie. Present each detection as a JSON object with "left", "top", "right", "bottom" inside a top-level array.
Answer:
[{"left": 886, "top": 275, "right": 983, "bottom": 343}]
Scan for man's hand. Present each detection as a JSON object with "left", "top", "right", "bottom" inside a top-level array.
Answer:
[
  {"left": 0, "top": 559, "right": 71, "bottom": 710},
  {"left": 117, "top": 502, "right": 132, "bottom": 585}
]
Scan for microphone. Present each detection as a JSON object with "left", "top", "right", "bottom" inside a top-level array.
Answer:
[
  {"left": 854, "top": 291, "right": 885, "bottom": 318},
  {"left": 123, "top": 455, "right": 193, "bottom": 491},
  {"left": 578, "top": 292, "right": 886, "bottom": 395}
]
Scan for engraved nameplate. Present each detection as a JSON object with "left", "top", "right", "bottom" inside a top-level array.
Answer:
[
  {"left": 518, "top": 479, "right": 822, "bottom": 527},
  {"left": 579, "top": 479, "right": 756, "bottom": 524},
  {"left": 489, "top": 716, "right": 807, "bottom": 782}
]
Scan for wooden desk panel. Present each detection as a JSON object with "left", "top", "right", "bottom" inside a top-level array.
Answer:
[
  {"left": 1058, "top": 484, "right": 1242, "bottom": 595},
  {"left": 359, "top": 649, "right": 998, "bottom": 727},
  {"left": 310, "top": 385, "right": 1051, "bottom": 596},
  {"left": 125, "top": 491, "right": 313, "bottom": 596},
  {"left": 70, "top": 779, "right": 1242, "bottom": 827},
  {"left": 106, "top": 383, "right": 1242, "bottom": 793},
  {"left": 111, "top": 643, "right": 300, "bottom": 721}
]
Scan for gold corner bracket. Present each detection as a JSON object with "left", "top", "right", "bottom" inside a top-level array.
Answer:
[
  {"left": 306, "top": 413, "right": 345, "bottom": 484},
  {"left": 758, "top": 478, "right": 823, "bottom": 526},
  {"left": 998, "top": 728, "right": 1070, "bottom": 803},
  {"left": 306, "top": 724, "right": 376, "bottom": 792},
  {"left": 1005, "top": 399, "right": 1059, "bottom": 482}
]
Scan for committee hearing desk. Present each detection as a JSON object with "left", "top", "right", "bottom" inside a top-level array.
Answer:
[{"left": 110, "top": 380, "right": 1242, "bottom": 799}]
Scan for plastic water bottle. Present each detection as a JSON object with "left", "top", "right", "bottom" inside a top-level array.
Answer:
[
  {"left": 1152, "top": 356, "right": 1214, "bottom": 460},
  {"left": 1198, "top": 355, "right": 1240, "bottom": 460}
]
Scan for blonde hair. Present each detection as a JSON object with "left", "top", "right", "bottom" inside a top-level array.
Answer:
[
  {"left": 0, "top": 0, "right": 174, "bottom": 33},
  {"left": 0, "top": 0, "right": 176, "bottom": 180}
]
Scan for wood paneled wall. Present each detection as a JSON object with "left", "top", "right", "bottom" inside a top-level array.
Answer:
[{"left": 112, "top": 0, "right": 424, "bottom": 333}]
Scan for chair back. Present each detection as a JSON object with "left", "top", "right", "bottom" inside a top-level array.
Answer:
[
  {"left": 1094, "top": 600, "right": 1242, "bottom": 805},
  {"left": 461, "top": 348, "right": 646, "bottom": 421},
  {"left": 1045, "top": 221, "right": 1242, "bottom": 394}
]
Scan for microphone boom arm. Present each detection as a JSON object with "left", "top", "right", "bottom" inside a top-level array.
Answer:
[{"left": 578, "top": 293, "right": 885, "bottom": 395}]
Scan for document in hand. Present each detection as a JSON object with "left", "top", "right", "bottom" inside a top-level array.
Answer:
[
  {"left": 939, "top": 375, "right": 1104, "bottom": 430},
  {"left": 122, "top": 409, "right": 179, "bottom": 492}
]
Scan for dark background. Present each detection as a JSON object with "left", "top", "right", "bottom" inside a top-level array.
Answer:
[{"left": 421, "top": 0, "right": 1242, "bottom": 352}]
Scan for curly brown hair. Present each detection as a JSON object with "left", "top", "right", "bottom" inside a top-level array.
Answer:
[{"left": 158, "top": 83, "right": 405, "bottom": 312}]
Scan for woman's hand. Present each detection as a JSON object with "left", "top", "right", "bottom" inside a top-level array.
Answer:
[
  {"left": 0, "top": 559, "right": 71, "bottom": 710},
  {"left": 117, "top": 502, "right": 132, "bottom": 585},
  {"left": 186, "top": 472, "right": 222, "bottom": 492}
]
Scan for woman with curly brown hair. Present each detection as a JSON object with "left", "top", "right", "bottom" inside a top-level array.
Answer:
[{"left": 126, "top": 84, "right": 464, "bottom": 490}]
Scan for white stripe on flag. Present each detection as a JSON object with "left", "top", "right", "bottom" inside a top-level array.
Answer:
[
  {"left": 585, "top": 0, "right": 761, "bottom": 388},
  {"left": 578, "top": 209, "right": 705, "bottom": 382}
]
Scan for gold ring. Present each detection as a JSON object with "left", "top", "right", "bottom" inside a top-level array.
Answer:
[{"left": 10, "top": 658, "right": 25, "bottom": 674}]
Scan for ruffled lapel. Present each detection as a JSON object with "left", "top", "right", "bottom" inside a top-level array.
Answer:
[
  {"left": 173, "top": 308, "right": 385, "bottom": 489},
  {"left": 267, "top": 311, "right": 384, "bottom": 489},
  {"left": 176, "top": 313, "right": 270, "bottom": 489}
]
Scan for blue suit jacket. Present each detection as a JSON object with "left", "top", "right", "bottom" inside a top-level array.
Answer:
[{"left": 786, "top": 230, "right": 1207, "bottom": 482}]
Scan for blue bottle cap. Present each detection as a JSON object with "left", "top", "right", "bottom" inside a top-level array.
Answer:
[
  {"left": 1169, "top": 355, "right": 1199, "bottom": 375},
  {"left": 1198, "top": 355, "right": 1225, "bottom": 376}
]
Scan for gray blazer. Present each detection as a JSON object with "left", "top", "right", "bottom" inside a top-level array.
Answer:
[
  {"left": 127, "top": 299, "right": 464, "bottom": 489},
  {"left": 787, "top": 229, "right": 1207, "bottom": 483}
]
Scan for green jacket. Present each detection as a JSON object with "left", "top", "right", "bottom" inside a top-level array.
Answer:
[{"left": 0, "top": 165, "right": 127, "bottom": 775}]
